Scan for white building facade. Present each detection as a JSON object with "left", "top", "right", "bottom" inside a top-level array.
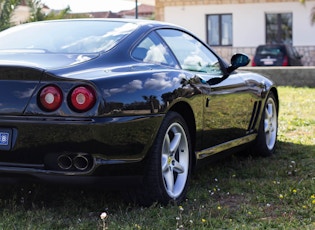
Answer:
[{"left": 156, "top": 0, "right": 315, "bottom": 65}]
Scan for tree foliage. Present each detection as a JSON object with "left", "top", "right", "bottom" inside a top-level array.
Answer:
[
  {"left": 0, "top": 0, "right": 73, "bottom": 31},
  {"left": 300, "top": 0, "right": 315, "bottom": 25},
  {"left": 0, "top": 0, "right": 21, "bottom": 31},
  {"left": 312, "top": 6, "right": 315, "bottom": 25},
  {"left": 27, "top": 0, "right": 71, "bottom": 22}
]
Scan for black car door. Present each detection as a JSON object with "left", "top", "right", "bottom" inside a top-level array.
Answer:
[
  {"left": 157, "top": 28, "right": 257, "bottom": 152},
  {"left": 202, "top": 72, "right": 256, "bottom": 147}
]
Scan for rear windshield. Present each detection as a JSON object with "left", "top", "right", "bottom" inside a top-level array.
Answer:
[
  {"left": 0, "top": 20, "right": 138, "bottom": 54},
  {"left": 257, "top": 46, "right": 285, "bottom": 56}
]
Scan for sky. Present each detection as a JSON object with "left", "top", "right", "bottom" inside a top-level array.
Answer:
[{"left": 41, "top": 0, "right": 137, "bottom": 13}]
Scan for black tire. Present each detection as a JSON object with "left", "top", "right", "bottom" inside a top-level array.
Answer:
[
  {"left": 254, "top": 91, "right": 278, "bottom": 157},
  {"left": 127, "top": 111, "right": 192, "bottom": 206}
]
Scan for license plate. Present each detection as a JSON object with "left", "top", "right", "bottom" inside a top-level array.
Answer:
[
  {"left": 261, "top": 57, "right": 276, "bottom": 65},
  {"left": 263, "top": 60, "right": 274, "bottom": 65},
  {"left": 0, "top": 128, "right": 12, "bottom": 150}
]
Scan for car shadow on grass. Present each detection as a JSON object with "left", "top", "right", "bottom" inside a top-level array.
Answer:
[{"left": 0, "top": 141, "right": 313, "bottom": 212}]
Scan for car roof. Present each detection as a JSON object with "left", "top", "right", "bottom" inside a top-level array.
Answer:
[
  {"left": 257, "top": 44, "right": 292, "bottom": 48},
  {"left": 30, "top": 18, "right": 181, "bottom": 29},
  {"left": 18, "top": 18, "right": 189, "bottom": 38}
]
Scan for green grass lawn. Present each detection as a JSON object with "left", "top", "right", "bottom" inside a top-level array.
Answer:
[{"left": 0, "top": 86, "right": 314, "bottom": 230}]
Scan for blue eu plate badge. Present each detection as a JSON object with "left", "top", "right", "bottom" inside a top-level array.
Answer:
[
  {"left": 0, "top": 132, "right": 9, "bottom": 146},
  {"left": 0, "top": 129, "right": 12, "bottom": 150}
]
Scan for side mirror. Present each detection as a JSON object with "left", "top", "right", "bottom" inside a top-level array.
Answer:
[{"left": 227, "top": 53, "right": 250, "bottom": 73}]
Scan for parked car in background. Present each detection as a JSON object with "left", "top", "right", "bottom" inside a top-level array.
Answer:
[
  {"left": 0, "top": 19, "right": 279, "bottom": 206},
  {"left": 252, "top": 44, "right": 303, "bottom": 66}
]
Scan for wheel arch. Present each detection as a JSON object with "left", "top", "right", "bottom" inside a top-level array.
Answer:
[
  {"left": 269, "top": 87, "right": 279, "bottom": 113},
  {"left": 168, "top": 101, "right": 197, "bottom": 168},
  {"left": 251, "top": 86, "right": 279, "bottom": 157}
]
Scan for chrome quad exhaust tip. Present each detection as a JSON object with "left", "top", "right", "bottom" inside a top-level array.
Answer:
[{"left": 53, "top": 153, "right": 92, "bottom": 171}]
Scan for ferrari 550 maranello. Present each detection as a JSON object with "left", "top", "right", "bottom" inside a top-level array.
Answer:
[{"left": 0, "top": 19, "right": 278, "bottom": 205}]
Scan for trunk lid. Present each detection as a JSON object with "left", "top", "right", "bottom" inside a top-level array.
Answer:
[
  {"left": 0, "top": 66, "right": 43, "bottom": 115},
  {"left": 0, "top": 52, "right": 98, "bottom": 115}
]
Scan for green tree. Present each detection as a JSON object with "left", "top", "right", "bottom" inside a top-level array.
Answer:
[
  {"left": 0, "top": 0, "right": 21, "bottom": 31},
  {"left": 300, "top": 0, "right": 315, "bottom": 25},
  {"left": 312, "top": 6, "right": 315, "bottom": 25},
  {"left": 27, "top": 0, "right": 71, "bottom": 22}
]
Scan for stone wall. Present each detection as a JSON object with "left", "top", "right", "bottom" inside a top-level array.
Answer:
[
  {"left": 240, "top": 67, "right": 315, "bottom": 87},
  {"left": 213, "top": 46, "right": 315, "bottom": 66}
]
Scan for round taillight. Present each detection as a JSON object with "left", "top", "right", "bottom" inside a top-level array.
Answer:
[
  {"left": 70, "top": 85, "right": 96, "bottom": 112},
  {"left": 39, "top": 85, "right": 63, "bottom": 111}
]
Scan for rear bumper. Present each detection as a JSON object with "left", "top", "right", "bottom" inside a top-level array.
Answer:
[
  {"left": 0, "top": 114, "right": 163, "bottom": 178},
  {"left": 0, "top": 154, "right": 145, "bottom": 177}
]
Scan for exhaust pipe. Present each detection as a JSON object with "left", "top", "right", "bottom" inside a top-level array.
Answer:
[
  {"left": 57, "top": 155, "right": 73, "bottom": 170},
  {"left": 73, "top": 155, "right": 89, "bottom": 171},
  {"left": 55, "top": 153, "right": 91, "bottom": 171}
]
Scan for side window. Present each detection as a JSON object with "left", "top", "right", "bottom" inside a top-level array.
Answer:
[
  {"left": 286, "top": 46, "right": 294, "bottom": 57},
  {"left": 292, "top": 47, "right": 301, "bottom": 58},
  {"left": 157, "top": 29, "right": 222, "bottom": 75},
  {"left": 131, "top": 32, "right": 178, "bottom": 68}
]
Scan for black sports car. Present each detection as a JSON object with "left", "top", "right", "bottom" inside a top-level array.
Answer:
[{"left": 0, "top": 19, "right": 278, "bottom": 205}]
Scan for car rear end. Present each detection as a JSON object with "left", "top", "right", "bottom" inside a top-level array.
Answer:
[
  {"left": 0, "top": 63, "right": 164, "bottom": 184},
  {"left": 0, "top": 19, "right": 161, "bottom": 182},
  {"left": 0, "top": 65, "right": 97, "bottom": 173},
  {"left": 252, "top": 44, "right": 288, "bottom": 66}
]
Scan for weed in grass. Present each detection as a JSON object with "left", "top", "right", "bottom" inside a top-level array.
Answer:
[
  {"left": 175, "top": 205, "right": 184, "bottom": 229},
  {"left": 100, "top": 212, "right": 108, "bottom": 230}
]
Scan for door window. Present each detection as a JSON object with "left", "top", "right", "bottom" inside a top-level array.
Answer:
[{"left": 157, "top": 29, "right": 222, "bottom": 75}]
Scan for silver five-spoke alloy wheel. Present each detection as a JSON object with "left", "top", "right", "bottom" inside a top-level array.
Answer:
[
  {"left": 254, "top": 91, "right": 278, "bottom": 157},
  {"left": 161, "top": 122, "right": 189, "bottom": 199},
  {"left": 264, "top": 96, "right": 277, "bottom": 150}
]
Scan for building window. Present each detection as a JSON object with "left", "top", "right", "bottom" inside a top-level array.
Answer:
[
  {"left": 206, "top": 14, "right": 232, "bottom": 46},
  {"left": 266, "top": 13, "right": 292, "bottom": 44}
]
